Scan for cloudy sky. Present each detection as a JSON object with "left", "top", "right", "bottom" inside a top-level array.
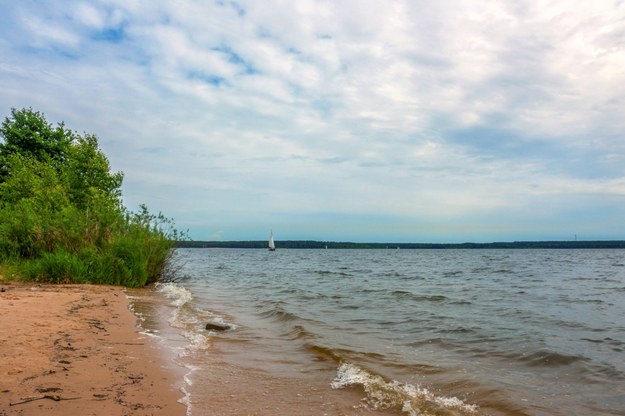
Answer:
[{"left": 1, "top": 0, "right": 624, "bottom": 242}]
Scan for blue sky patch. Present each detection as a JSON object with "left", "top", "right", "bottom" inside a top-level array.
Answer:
[{"left": 93, "top": 26, "right": 126, "bottom": 43}]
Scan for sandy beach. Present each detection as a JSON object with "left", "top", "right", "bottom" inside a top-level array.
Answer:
[{"left": 0, "top": 282, "right": 185, "bottom": 416}]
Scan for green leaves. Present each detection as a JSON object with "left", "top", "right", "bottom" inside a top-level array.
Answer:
[
  {"left": 0, "top": 154, "right": 68, "bottom": 208},
  {"left": 0, "top": 107, "right": 178, "bottom": 287},
  {"left": 62, "top": 134, "right": 123, "bottom": 209},
  {"left": 0, "top": 107, "right": 72, "bottom": 167},
  {"left": 0, "top": 108, "right": 123, "bottom": 210}
]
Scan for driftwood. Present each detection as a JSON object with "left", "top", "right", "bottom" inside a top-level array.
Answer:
[{"left": 10, "top": 394, "right": 80, "bottom": 406}]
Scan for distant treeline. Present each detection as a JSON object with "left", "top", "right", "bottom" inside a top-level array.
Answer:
[{"left": 176, "top": 240, "right": 625, "bottom": 249}]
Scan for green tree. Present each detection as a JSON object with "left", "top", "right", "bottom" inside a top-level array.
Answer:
[
  {"left": 0, "top": 108, "right": 73, "bottom": 171},
  {"left": 0, "top": 107, "right": 180, "bottom": 287},
  {"left": 61, "top": 134, "right": 124, "bottom": 209}
]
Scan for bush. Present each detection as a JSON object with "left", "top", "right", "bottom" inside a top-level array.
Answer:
[{"left": 0, "top": 108, "right": 182, "bottom": 286}]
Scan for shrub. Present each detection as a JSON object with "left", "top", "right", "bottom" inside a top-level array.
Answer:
[{"left": 0, "top": 108, "right": 182, "bottom": 286}]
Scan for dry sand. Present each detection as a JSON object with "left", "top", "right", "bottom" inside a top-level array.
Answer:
[{"left": 0, "top": 282, "right": 185, "bottom": 416}]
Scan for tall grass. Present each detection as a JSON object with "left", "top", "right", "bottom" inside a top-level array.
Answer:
[{"left": 0, "top": 201, "right": 178, "bottom": 287}]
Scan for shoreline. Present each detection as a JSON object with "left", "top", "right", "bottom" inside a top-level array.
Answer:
[
  {"left": 0, "top": 282, "right": 186, "bottom": 416},
  {"left": 176, "top": 239, "right": 625, "bottom": 249}
]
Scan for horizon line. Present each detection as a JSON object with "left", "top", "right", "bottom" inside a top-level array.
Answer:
[{"left": 176, "top": 239, "right": 625, "bottom": 248}]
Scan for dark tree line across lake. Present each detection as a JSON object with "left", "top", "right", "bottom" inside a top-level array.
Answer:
[{"left": 176, "top": 240, "right": 625, "bottom": 249}]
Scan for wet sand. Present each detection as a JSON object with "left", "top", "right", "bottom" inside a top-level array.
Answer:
[{"left": 0, "top": 282, "right": 185, "bottom": 416}]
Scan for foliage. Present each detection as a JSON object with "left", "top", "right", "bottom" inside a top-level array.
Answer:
[
  {"left": 62, "top": 134, "right": 124, "bottom": 210},
  {"left": 0, "top": 107, "right": 181, "bottom": 287},
  {"left": 0, "top": 108, "right": 72, "bottom": 178}
]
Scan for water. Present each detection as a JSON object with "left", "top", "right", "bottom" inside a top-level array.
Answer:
[{"left": 132, "top": 248, "right": 625, "bottom": 415}]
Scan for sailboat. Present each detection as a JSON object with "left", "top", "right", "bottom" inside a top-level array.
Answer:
[{"left": 268, "top": 230, "right": 276, "bottom": 251}]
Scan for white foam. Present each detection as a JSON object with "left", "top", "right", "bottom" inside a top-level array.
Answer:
[
  {"left": 153, "top": 282, "right": 241, "bottom": 416},
  {"left": 156, "top": 283, "right": 236, "bottom": 336},
  {"left": 139, "top": 329, "right": 163, "bottom": 339},
  {"left": 179, "top": 384, "right": 192, "bottom": 416},
  {"left": 156, "top": 282, "right": 193, "bottom": 307},
  {"left": 183, "top": 331, "right": 211, "bottom": 351},
  {"left": 331, "top": 362, "right": 376, "bottom": 388},
  {"left": 331, "top": 362, "right": 479, "bottom": 415},
  {"left": 181, "top": 363, "right": 201, "bottom": 387},
  {"left": 178, "top": 363, "right": 202, "bottom": 416}
]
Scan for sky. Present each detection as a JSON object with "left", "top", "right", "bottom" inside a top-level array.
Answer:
[{"left": 1, "top": 0, "right": 624, "bottom": 243}]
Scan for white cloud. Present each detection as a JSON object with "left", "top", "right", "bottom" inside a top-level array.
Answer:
[
  {"left": 72, "top": 3, "right": 106, "bottom": 29},
  {"left": 1, "top": 0, "right": 624, "bottom": 241},
  {"left": 21, "top": 15, "right": 81, "bottom": 49}
]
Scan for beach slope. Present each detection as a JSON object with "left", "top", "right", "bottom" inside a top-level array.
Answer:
[{"left": 0, "top": 283, "right": 185, "bottom": 416}]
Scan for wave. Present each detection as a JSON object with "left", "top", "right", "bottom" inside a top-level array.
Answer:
[
  {"left": 584, "top": 363, "right": 625, "bottom": 383},
  {"left": 307, "top": 344, "right": 351, "bottom": 363},
  {"left": 500, "top": 349, "right": 589, "bottom": 368},
  {"left": 155, "top": 282, "right": 235, "bottom": 351},
  {"left": 304, "top": 344, "right": 395, "bottom": 381},
  {"left": 392, "top": 291, "right": 448, "bottom": 302},
  {"left": 331, "top": 362, "right": 479, "bottom": 416},
  {"left": 407, "top": 337, "right": 459, "bottom": 350},
  {"left": 358, "top": 288, "right": 388, "bottom": 294},
  {"left": 313, "top": 269, "right": 354, "bottom": 277},
  {"left": 439, "top": 326, "right": 476, "bottom": 334},
  {"left": 157, "top": 281, "right": 193, "bottom": 308},
  {"left": 449, "top": 300, "right": 472, "bottom": 305},
  {"left": 580, "top": 337, "right": 624, "bottom": 347},
  {"left": 283, "top": 324, "right": 318, "bottom": 341},
  {"left": 258, "top": 305, "right": 300, "bottom": 323}
]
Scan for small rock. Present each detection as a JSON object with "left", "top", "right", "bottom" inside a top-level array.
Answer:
[{"left": 205, "top": 321, "right": 231, "bottom": 331}]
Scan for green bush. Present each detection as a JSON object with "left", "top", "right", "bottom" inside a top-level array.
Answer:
[{"left": 0, "top": 108, "right": 182, "bottom": 286}]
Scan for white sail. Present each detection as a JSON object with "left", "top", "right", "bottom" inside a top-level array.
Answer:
[{"left": 268, "top": 230, "right": 276, "bottom": 251}]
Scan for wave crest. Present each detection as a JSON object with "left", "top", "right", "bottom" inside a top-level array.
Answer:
[
  {"left": 156, "top": 282, "right": 193, "bottom": 307},
  {"left": 331, "top": 363, "right": 479, "bottom": 416}
]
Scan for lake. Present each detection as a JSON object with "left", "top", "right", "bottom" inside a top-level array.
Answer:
[{"left": 131, "top": 248, "right": 625, "bottom": 415}]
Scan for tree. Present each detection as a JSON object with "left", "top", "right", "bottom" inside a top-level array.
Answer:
[
  {"left": 0, "top": 108, "right": 123, "bottom": 209},
  {"left": 61, "top": 134, "right": 124, "bottom": 210},
  {"left": 0, "top": 108, "right": 73, "bottom": 170}
]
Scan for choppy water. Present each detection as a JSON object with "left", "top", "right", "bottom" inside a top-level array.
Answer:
[{"left": 134, "top": 248, "right": 625, "bottom": 415}]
